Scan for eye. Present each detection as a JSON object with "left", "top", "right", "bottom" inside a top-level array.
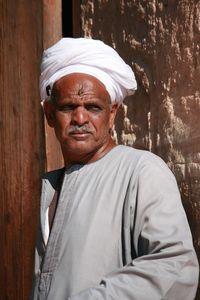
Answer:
[
  {"left": 57, "top": 104, "right": 76, "bottom": 112},
  {"left": 86, "top": 104, "right": 102, "bottom": 112}
]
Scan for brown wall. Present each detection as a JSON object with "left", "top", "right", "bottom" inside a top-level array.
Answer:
[{"left": 80, "top": 0, "right": 200, "bottom": 298}]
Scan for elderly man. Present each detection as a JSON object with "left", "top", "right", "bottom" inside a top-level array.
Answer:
[{"left": 31, "top": 38, "right": 199, "bottom": 300}]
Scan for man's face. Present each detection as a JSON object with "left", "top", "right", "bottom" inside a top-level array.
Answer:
[{"left": 44, "top": 73, "right": 118, "bottom": 164}]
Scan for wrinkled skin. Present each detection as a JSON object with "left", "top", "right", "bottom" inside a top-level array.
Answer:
[{"left": 44, "top": 73, "right": 118, "bottom": 167}]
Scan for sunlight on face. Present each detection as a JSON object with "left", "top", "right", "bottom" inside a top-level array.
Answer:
[{"left": 44, "top": 73, "right": 118, "bottom": 164}]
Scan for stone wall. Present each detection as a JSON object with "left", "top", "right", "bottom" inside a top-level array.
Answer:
[{"left": 80, "top": 0, "right": 200, "bottom": 298}]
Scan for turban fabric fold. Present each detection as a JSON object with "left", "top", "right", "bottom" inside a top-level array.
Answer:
[{"left": 40, "top": 38, "right": 137, "bottom": 104}]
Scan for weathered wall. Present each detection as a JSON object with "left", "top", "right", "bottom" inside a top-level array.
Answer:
[
  {"left": 0, "top": 1, "right": 44, "bottom": 299},
  {"left": 80, "top": 0, "right": 200, "bottom": 298}
]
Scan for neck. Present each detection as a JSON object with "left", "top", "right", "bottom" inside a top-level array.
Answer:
[{"left": 63, "top": 138, "right": 116, "bottom": 168}]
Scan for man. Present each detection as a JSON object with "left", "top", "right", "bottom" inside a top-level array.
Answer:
[{"left": 31, "top": 38, "right": 199, "bottom": 300}]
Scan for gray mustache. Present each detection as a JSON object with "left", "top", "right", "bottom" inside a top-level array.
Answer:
[{"left": 68, "top": 125, "right": 94, "bottom": 134}]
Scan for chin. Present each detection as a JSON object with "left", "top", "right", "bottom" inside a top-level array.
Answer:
[{"left": 63, "top": 142, "right": 99, "bottom": 156}]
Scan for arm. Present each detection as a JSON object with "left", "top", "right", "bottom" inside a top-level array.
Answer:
[{"left": 69, "top": 153, "right": 199, "bottom": 300}]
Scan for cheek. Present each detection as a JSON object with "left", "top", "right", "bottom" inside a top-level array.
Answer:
[
  {"left": 92, "top": 115, "right": 110, "bottom": 135},
  {"left": 54, "top": 115, "right": 71, "bottom": 134},
  {"left": 56, "top": 112, "right": 71, "bottom": 125}
]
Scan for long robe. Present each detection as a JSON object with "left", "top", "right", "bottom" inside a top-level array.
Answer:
[{"left": 31, "top": 145, "right": 199, "bottom": 300}]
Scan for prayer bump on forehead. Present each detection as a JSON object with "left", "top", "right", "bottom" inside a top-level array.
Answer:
[
  {"left": 40, "top": 38, "right": 137, "bottom": 105},
  {"left": 77, "top": 86, "right": 84, "bottom": 96}
]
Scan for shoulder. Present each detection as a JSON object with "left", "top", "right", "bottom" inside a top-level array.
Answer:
[
  {"left": 115, "top": 145, "right": 167, "bottom": 166},
  {"left": 115, "top": 145, "right": 175, "bottom": 179}
]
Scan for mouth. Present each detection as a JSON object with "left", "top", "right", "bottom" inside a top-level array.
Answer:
[{"left": 69, "top": 131, "right": 92, "bottom": 140}]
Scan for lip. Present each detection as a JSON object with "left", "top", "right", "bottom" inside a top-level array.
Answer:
[{"left": 69, "top": 132, "right": 91, "bottom": 140}]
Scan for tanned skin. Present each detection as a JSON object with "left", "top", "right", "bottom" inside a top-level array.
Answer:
[{"left": 44, "top": 73, "right": 118, "bottom": 167}]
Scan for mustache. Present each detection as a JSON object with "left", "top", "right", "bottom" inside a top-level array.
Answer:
[{"left": 67, "top": 125, "right": 94, "bottom": 134}]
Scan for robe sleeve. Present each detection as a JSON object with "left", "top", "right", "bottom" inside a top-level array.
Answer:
[{"left": 68, "top": 153, "right": 199, "bottom": 300}]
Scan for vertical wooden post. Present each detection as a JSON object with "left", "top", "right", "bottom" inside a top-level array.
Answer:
[
  {"left": 72, "top": 0, "right": 81, "bottom": 37},
  {"left": 0, "top": 1, "right": 45, "bottom": 299},
  {"left": 43, "top": 0, "right": 64, "bottom": 171}
]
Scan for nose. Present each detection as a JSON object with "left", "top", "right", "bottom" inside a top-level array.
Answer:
[{"left": 71, "top": 106, "right": 89, "bottom": 126}]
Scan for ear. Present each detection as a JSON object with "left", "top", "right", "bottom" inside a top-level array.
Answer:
[
  {"left": 43, "top": 101, "right": 56, "bottom": 128},
  {"left": 109, "top": 103, "right": 118, "bottom": 129}
]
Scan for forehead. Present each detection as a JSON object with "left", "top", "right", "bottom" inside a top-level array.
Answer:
[{"left": 52, "top": 73, "right": 110, "bottom": 101}]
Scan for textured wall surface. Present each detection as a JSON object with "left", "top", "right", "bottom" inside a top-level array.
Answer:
[{"left": 80, "top": 0, "right": 200, "bottom": 297}]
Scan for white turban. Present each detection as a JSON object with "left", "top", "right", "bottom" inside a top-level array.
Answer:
[{"left": 40, "top": 38, "right": 137, "bottom": 105}]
